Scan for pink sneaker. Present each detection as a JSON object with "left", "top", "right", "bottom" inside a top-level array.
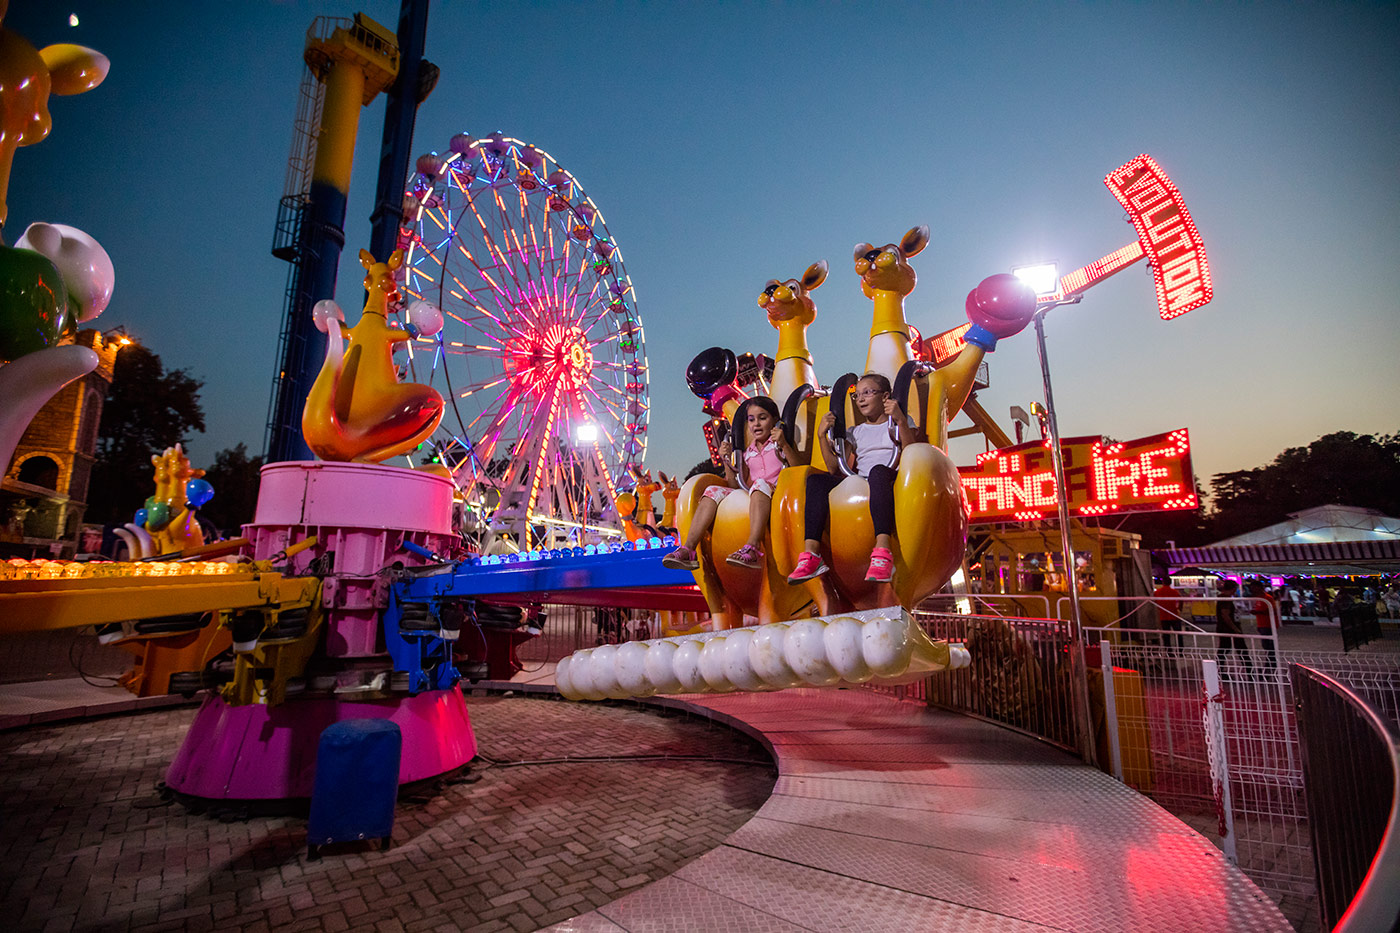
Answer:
[
  {"left": 726, "top": 544, "right": 764, "bottom": 568},
  {"left": 865, "top": 547, "right": 894, "bottom": 583},
  {"left": 787, "top": 551, "right": 828, "bottom": 583},
  {"left": 662, "top": 545, "right": 700, "bottom": 571}
]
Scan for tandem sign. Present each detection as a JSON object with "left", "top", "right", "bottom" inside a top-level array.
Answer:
[{"left": 958, "top": 428, "right": 1197, "bottom": 524}]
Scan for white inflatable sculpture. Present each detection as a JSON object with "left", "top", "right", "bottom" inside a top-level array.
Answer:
[{"left": 556, "top": 607, "right": 970, "bottom": 702}]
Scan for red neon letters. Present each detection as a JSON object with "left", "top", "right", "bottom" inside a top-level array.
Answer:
[
  {"left": 959, "top": 428, "right": 1197, "bottom": 523},
  {"left": 920, "top": 322, "right": 972, "bottom": 367},
  {"left": 1104, "top": 155, "right": 1213, "bottom": 320}
]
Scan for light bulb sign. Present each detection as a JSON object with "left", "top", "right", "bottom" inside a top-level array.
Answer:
[
  {"left": 919, "top": 156, "right": 1213, "bottom": 371},
  {"left": 1038, "top": 154, "right": 1213, "bottom": 319},
  {"left": 959, "top": 428, "right": 1197, "bottom": 524}
]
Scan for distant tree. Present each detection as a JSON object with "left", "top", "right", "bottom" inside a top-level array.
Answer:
[
  {"left": 200, "top": 444, "right": 263, "bottom": 535},
  {"left": 1205, "top": 431, "right": 1400, "bottom": 540},
  {"left": 88, "top": 344, "right": 205, "bottom": 524}
]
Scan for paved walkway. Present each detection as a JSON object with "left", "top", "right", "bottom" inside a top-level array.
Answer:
[
  {"left": 0, "top": 695, "right": 774, "bottom": 932},
  {"left": 541, "top": 687, "right": 1291, "bottom": 933},
  {"left": 0, "top": 671, "right": 1294, "bottom": 932}
]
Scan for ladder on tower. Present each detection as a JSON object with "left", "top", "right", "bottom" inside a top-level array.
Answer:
[{"left": 264, "top": 18, "right": 340, "bottom": 457}]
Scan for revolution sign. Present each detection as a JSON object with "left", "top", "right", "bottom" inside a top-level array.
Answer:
[
  {"left": 958, "top": 428, "right": 1198, "bottom": 524},
  {"left": 1035, "top": 154, "right": 1214, "bottom": 320}
]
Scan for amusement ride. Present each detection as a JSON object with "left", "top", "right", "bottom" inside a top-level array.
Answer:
[
  {"left": 394, "top": 133, "right": 648, "bottom": 549},
  {"left": 0, "top": 2, "right": 1214, "bottom": 814}
]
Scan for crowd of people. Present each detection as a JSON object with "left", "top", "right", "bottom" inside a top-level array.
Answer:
[{"left": 1149, "top": 574, "right": 1397, "bottom": 664}]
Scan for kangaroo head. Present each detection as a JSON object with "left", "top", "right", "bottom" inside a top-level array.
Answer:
[
  {"left": 760, "top": 259, "right": 827, "bottom": 328},
  {"left": 359, "top": 249, "right": 404, "bottom": 316},
  {"left": 0, "top": 17, "right": 108, "bottom": 229},
  {"left": 660, "top": 471, "right": 679, "bottom": 496},
  {"left": 151, "top": 449, "right": 171, "bottom": 485},
  {"left": 853, "top": 226, "right": 928, "bottom": 298}
]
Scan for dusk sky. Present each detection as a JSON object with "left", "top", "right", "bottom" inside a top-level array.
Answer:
[{"left": 7, "top": 2, "right": 1398, "bottom": 501}]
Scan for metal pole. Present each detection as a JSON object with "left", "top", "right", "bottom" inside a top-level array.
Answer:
[
  {"left": 368, "top": 0, "right": 431, "bottom": 263},
  {"left": 1034, "top": 309, "right": 1098, "bottom": 765}
]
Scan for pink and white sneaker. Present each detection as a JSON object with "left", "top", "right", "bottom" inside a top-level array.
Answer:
[
  {"left": 787, "top": 551, "right": 829, "bottom": 583},
  {"left": 865, "top": 547, "right": 894, "bottom": 583}
]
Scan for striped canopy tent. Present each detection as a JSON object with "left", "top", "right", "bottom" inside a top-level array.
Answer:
[{"left": 1161, "top": 505, "right": 1400, "bottom": 576}]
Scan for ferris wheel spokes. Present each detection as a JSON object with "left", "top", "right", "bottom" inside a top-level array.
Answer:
[{"left": 398, "top": 134, "right": 648, "bottom": 545}]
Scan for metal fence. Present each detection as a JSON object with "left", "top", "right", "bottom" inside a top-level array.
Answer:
[
  {"left": 512, "top": 604, "right": 663, "bottom": 673},
  {"left": 875, "top": 609, "right": 1400, "bottom": 932},
  {"left": 1293, "top": 664, "right": 1400, "bottom": 932},
  {"left": 1089, "top": 627, "right": 1400, "bottom": 931},
  {"left": 895, "top": 610, "right": 1079, "bottom": 751}
]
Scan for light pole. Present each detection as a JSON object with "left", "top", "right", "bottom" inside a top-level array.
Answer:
[{"left": 1014, "top": 263, "right": 1098, "bottom": 766}]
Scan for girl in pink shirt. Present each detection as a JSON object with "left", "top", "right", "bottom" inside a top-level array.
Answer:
[{"left": 663, "top": 397, "right": 794, "bottom": 570}]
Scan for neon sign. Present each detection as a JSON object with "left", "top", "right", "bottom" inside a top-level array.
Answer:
[
  {"left": 1104, "top": 155, "right": 1212, "bottom": 319},
  {"left": 1034, "top": 154, "right": 1213, "bottom": 321},
  {"left": 959, "top": 428, "right": 1197, "bottom": 523},
  {"left": 921, "top": 322, "right": 972, "bottom": 366}
]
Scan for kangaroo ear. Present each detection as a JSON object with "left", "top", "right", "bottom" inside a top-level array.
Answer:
[
  {"left": 388, "top": 249, "right": 404, "bottom": 271},
  {"left": 40, "top": 44, "right": 109, "bottom": 95},
  {"left": 901, "top": 225, "right": 930, "bottom": 258},
  {"left": 359, "top": 249, "right": 374, "bottom": 270},
  {"left": 802, "top": 260, "right": 828, "bottom": 291},
  {"left": 853, "top": 243, "right": 874, "bottom": 262},
  {"left": 659, "top": 471, "right": 671, "bottom": 484}
]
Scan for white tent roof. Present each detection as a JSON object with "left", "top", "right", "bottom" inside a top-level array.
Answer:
[
  {"left": 1161, "top": 505, "right": 1400, "bottom": 576},
  {"left": 1207, "top": 505, "right": 1400, "bottom": 547}
]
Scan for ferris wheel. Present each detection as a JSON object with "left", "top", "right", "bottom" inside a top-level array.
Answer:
[{"left": 394, "top": 133, "right": 648, "bottom": 546}]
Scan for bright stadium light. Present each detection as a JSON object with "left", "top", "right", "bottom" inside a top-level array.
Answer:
[
  {"left": 575, "top": 423, "right": 599, "bottom": 443},
  {"left": 1013, "top": 262, "right": 1060, "bottom": 297}
]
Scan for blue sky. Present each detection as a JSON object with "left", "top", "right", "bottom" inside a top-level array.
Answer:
[{"left": 7, "top": 1, "right": 1398, "bottom": 495}]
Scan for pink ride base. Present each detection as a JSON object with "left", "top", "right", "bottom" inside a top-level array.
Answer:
[
  {"left": 162, "top": 461, "right": 475, "bottom": 801},
  {"left": 166, "top": 686, "right": 477, "bottom": 800}
]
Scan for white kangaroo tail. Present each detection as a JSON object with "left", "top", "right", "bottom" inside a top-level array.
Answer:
[
  {"left": 556, "top": 607, "right": 970, "bottom": 701},
  {"left": 112, "top": 526, "right": 139, "bottom": 560},
  {"left": 0, "top": 345, "right": 99, "bottom": 475},
  {"left": 122, "top": 522, "right": 155, "bottom": 559}
]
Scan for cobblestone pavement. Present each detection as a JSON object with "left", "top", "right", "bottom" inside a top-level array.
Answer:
[{"left": 0, "top": 695, "right": 775, "bottom": 933}]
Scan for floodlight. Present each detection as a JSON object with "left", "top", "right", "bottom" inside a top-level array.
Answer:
[
  {"left": 575, "top": 424, "right": 598, "bottom": 443},
  {"left": 1012, "top": 262, "right": 1060, "bottom": 297}
]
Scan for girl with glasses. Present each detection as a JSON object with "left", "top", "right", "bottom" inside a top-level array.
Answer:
[{"left": 788, "top": 373, "right": 911, "bottom": 584}]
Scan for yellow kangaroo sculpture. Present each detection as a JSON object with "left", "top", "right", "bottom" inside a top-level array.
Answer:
[
  {"left": 657, "top": 472, "right": 680, "bottom": 530},
  {"left": 760, "top": 260, "right": 829, "bottom": 466},
  {"left": 773, "top": 226, "right": 991, "bottom": 612},
  {"left": 302, "top": 249, "right": 444, "bottom": 463},
  {"left": 150, "top": 444, "right": 206, "bottom": 554},
  {"left": 675, "top": 261, "right": 835, "bottom": 628}
]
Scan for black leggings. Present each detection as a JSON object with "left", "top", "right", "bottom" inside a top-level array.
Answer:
[{"left": 804, "top": 465, "right": 896, "bottom": 542}]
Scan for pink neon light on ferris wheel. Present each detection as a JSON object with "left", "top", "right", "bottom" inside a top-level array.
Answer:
[{"left": 395, "top": 134, "right": 649, "bottom": 544}]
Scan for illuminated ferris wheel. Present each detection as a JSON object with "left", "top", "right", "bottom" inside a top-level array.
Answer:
[{"left": 395, "top": 133, "right": 648, "bottom": 545}]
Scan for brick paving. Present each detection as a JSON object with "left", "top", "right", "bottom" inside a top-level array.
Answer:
[{"left": 0, "top": 695, "right": 775, "bottom": 932}]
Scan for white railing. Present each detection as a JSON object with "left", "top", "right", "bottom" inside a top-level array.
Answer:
[{"left": 1088, "top": 625, "right": 1400, "bottom": 929}]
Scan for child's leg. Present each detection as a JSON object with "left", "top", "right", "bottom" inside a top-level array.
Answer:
[
  {"left": 867, "top": 464, "right": 897, "bottom": 549},
  {"left": 803, "top": 472, "right": 840, "bottom": 552},
  {"left": 683, "top": 496, "right": 719, "bottom": 549},
  {"left": 745, "top": 491, "right": 771, "bottom": 547}
]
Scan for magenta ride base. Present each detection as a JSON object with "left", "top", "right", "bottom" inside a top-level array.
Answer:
[
  {"left": 164, "top": 460, "right": 477, "bottom": 802},
  {"left": 166, "top": 686, "right": 478, "bottom": 800}
]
